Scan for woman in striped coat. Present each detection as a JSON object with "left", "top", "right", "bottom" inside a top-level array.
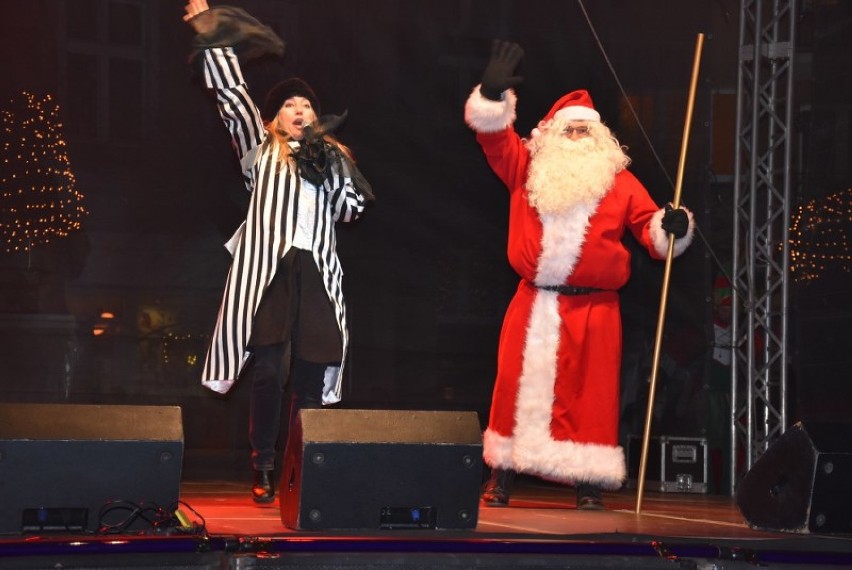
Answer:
[{"left": 184, "top": 0, "right": 370, "bottom": 503}]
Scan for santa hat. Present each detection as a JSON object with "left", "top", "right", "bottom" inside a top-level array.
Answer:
[
  {"left": 714, "top": 275, "right": 732, "bottom": 306},
  {"left": 262, "top": 77, "right": 321, "bottom": 122},
  {"left": 543, "top": 89, "right": 601, "bottom": 123}
]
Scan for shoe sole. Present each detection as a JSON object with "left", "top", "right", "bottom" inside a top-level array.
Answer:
[
  {"left": 481, "top": 498, "right": 509, "bottom": 507},
  {"left": 576, "top": 503, "right": 605, "bottom": 511}
]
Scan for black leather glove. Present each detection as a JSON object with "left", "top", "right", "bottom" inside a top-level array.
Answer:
[
  {"left": 661, "top": 204, "right": 689, "bottom": 238},
  {"left": 480, "top": 40, "right": 525, "bottom": 101}
]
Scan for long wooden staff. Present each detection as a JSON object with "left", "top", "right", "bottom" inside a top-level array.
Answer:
[{"left": 635, "top": 33, "right": 704, "bottom": 514}]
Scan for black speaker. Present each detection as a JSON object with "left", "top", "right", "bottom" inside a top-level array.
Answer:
[
  {"left": 736, "top": 421, "right": 852, "bottom": 534},
  {"left": 0, "top": 403, "right": 183, "bottom": 534},
  {"left": 280, "top": 409, "right": 482, "bottom": 530}
]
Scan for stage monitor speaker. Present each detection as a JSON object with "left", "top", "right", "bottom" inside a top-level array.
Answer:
[
  {"left": 281, "top": 409, "right": 482, "bottom": 531},
  {"left": 736, "top": 421, "right": 852, "bottom": 535},
  {"left": 0, "top": 403, "right": 183, "bottom": 534}
]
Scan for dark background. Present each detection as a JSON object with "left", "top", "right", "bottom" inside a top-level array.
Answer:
[{"left": 0, "top": 0, "right": 849, "bottom": 486}]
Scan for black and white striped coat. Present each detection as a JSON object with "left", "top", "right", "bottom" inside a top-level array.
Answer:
[{"left": 199, "top": 47, "right": 366, "bottom": 404}]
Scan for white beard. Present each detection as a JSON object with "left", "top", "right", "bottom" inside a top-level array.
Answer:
[{"left": 526, "top": 123, "right": 631, "bottom": 215}]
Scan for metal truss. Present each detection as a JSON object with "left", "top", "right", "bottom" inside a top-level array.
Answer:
[{"left": 730, "top": 0, "right": 797, "bottom": 495}]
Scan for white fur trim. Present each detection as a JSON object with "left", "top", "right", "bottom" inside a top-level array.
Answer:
[
  {"left": 484, "top": 428, "right": 625, "bottom": 489},
  {"left": 553, "top": 105, "right": 600, "bottom": 123},
  {"left": 534, "top": 204, "right": 597, "bottom": 285},
  {"left": 464, "top": 85, "right": 517, "bottom": 133},
  {"left": 649, "top": 206, "right": 696, "bottom": 258},
  {"left": 483, "top": 428, "right": 515, "bottom": 469}
]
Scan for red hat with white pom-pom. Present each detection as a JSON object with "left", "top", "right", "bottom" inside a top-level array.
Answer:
[{"left": 543, "top": 89, "right": 600, "bottom": 123}]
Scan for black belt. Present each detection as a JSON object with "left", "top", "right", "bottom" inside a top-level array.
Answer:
[{"left": 537, "top": 284, "right": 607, "bottom": 296}]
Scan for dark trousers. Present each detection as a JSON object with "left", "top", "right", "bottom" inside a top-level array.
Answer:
[{"left": 248, "top": 249, "right": 341, "bottom": 471}]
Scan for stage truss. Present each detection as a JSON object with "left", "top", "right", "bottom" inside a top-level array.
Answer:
[{"left": 730, "top": 0, "right": 797, "bottom": 494}]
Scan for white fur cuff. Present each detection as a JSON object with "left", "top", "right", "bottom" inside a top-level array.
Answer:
[
  {"left": 649, "top": 206, "right": 695, "bottom": 258},
  {"left": 464, "top": 85, "right": 517, "bottom": 133}
]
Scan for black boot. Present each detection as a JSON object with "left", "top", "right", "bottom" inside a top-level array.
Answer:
[
  {"left": 252, "top": 469, "right": 276, "bottom": 504},
  {"left": 481, "top": 468, "right": 515, "bottom": 507},
  {"left": 576, "top": 482, "right": 604, "bottom": 511}
]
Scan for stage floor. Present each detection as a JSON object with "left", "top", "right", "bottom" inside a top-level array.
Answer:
[
  {"left": 181, "top": 477, "right": 839, "bottom": 544},
  {"left": 3, "top": 477, "right": 852, "bottom": 568}
]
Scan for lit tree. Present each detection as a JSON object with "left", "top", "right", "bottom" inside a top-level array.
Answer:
[
  {"left": 0, "top": 91, "right": 87, "bottom": 254},
  {"left": 789, "top": 187, "right": 852, "bottom": 281}
]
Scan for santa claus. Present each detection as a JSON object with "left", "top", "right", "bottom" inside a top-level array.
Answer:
[{"left": 465, "top": 41, "right": 695, "bottom": 510}]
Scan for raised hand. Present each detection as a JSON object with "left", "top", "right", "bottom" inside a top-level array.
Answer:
[
  {"left": 480, "top": 40, "right": 525, "bottom": 101},
  {"left": 183, "top": 0, "right": 215, "bottom": 34}
]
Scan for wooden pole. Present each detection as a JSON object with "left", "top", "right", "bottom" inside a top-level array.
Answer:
[{"left": 635, "top": 33, "right": 704, "bottom": 514}]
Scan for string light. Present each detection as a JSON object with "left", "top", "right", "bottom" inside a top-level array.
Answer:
[
  {"left": 0, "top": 91, "right": 87, "bottom": 253},
  {"left": 161, "top": 332, "right": 206, "bottom": 367},
  {"left": 788, "top": 187, "right": 852, "bottom": 282}
]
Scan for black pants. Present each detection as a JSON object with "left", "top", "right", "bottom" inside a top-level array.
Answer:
[{"left": 248, "top": 249, "right": 341, "bottom": 471}]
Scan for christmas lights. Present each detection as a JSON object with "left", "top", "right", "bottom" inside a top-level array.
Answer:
[
  {"left": 162, "top": 332, "right": 205, "bottom": 368},
  {"left": 788, "top": 187, "right": 851, "bottom": 281},
  {"left": 0, "top": 91, "right": 87, "bottom": 253}
]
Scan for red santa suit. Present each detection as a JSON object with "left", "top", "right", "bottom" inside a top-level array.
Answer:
[{"left": 465, "top": 88, "right": 694, "bottom": 490}]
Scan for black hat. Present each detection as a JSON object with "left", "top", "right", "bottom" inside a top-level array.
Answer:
[{"left": 261, "top": 77, "right": 321, "bottom": 122}]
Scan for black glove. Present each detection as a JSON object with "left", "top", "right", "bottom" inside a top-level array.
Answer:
[
  {"left": 661, "top": 204, "right": 689, "bottom": 238},
  {"left": 188, "top": 6, "right": 285, "bottom": 65},
  {"left": 294, "top": 115, "right": 344, "bottom": 187},
  {"left": 294, "top": 137, "right": 329, "bottom": 187},
  {"left": 480, "top": 40, "right": 525, "bottom": 101}
]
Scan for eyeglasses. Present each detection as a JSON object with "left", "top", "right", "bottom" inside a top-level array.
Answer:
[{"left": 564, "top": 125, "right": 591, "bottom": 136}]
